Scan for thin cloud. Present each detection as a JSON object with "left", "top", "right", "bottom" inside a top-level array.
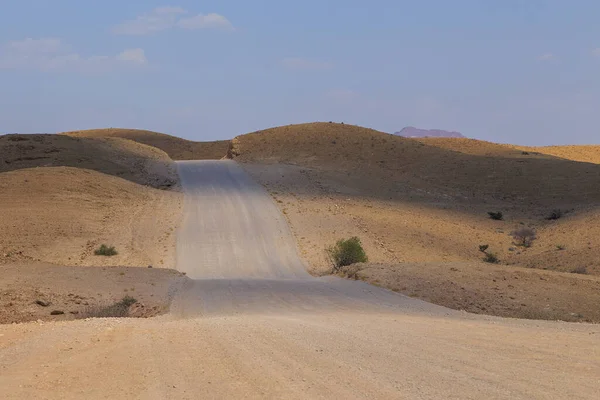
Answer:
[
  {"left": 116, "top": 48, "right": 147, "bottom": 64},
  {"left": 178, "top": 13, "right": 234, "bottom": 30},
  {"left": 281, "top": 57, "right": 333, "bottom": 71},
  {"left": 0, "top": 38, "right": 147, "bottom": 72},
  {"left": 113, "top": 7, "right": 233, "bottom": 35},
  {"left": 538, "top": 53, "right": 555, "bottom": 61}
]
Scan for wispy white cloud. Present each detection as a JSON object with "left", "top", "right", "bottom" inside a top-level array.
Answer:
[
  {"left": 116, "top": 48, "right": 147, "bottom": 64},
  {"left": 0, "top": 38, "right": 147, "bottom": 72},
  {"left": 113, "top": 7, "right": 233, "bottom": 35},
  {"left": 538, "top": 53, "right": 555, "bottom": 61},
  {"left": 281, "top": 57, "right": 333, "bottom": 71},
  {"left": 178, "top": 13, "right": 234, "bottom": 30}
]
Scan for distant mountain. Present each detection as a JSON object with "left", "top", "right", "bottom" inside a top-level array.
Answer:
[{"left": 395, "top": 127, "right": 465, "bottom": 139}]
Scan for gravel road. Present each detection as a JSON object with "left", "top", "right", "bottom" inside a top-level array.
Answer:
[{"left": 0, "top": 160, "right": 598, "bottom": 399}]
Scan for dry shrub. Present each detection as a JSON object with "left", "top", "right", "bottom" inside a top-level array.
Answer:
[
  {"left": 511, "top": 227, "right": 537, "bottom": 248},
  {"left": 78, "top": 296, "right": 137, "bottom": 319}
]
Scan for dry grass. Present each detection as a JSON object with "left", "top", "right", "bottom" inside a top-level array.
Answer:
[{"left": 78, "top": 296, "right": 137, "bottom": 319}]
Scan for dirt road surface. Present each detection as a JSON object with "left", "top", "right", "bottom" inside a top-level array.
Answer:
[{"left": 1, "top": 161, "right": 599, "bottom": 399}]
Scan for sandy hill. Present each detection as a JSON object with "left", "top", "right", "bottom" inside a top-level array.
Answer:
[
  {"left": 1, "top": 134, "right": 176, "bottom": 188},
  {"left": 229, "top": 122, "right": 600, "bottom": 205},
  {"left": 64, "top": 128, "right": 229, "bottom": 161},
  {"left": 519, "top": 145, "right": 600, "bottom": 165},
  {"left": 233, "top": 122, "right": 600, "bottom": 322},
  {"left": 418, "top": 137, "right": 600, "bottom": 164},
  {"left": 0, "top": 134, "right": 182, "bottom": 269}
]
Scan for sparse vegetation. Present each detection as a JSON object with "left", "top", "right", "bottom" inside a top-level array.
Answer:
[
  {"left": 483, "top": 252, "right": 499, "bottom": 264},
  {"left": 78, "top": 296, "right": 137, "bottom": 319},
  {"left": 511, "top": 227, "right": 537, "bottom": 248},
  {"left": 556, "top": 244, "right": 566, "bottom": 251},
  {"left": 94, "top": 244, "right": 118, "bottom": 256},
  {"left": 571, "top": 266, "right": 588, "bottom": 275},
  {"left": 487, "top": 211, "right": 504, "bottom": 221},
  {"left": 479, "top": 244, "right": 499, "bottom": 263},
  {"left": 337, "top": 264, "right": 364, "bottom": 280},
  {"left": 327, "top": 237, "right": 368, "bottom": 271}
]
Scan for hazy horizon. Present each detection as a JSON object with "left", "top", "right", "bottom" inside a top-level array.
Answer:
[{"left": 2, "top": 1, "right": 600, "bottom": 146}]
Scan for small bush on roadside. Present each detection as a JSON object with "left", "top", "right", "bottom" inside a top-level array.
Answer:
[
  {"left": 78, "top": 296, "right": 137, "bottom": 319},
  {"left": 511, "top": 227, "right": 537, "bottom": 248},
  {"left": 571, "top": 266, "right": 588, "bottom": 275},
  {"left": 327, "top": 237, "right": 368, "bottom": 271},
  {"left": 94, "top": 244, "right": 118, "bottom": 256},
  {"left": 488, "top": 211, "right": 504, "bottom": 221}
]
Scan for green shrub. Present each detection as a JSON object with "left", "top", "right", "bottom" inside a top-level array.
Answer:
[
  {"left": 327, "top": 237, "right": 368, "bottom": 271},
  {"left": 94, "top": 244, "right": 118, "bottom": 256},
  {"left": 487, "top": 211, "right": 504, "bottom": 221}
]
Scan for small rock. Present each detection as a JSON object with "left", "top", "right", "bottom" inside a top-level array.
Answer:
[
  {"left": 35, "top": 300, "right": 51, "bottom": 307},
  {"left": 50, "top": 310, "right": 65, "bottom": 315},
  {"left": 148, "top": 265, "right": 153, "bottom": 269},
  {"left": 70, "top": 311, "right": 79, "bottom": 315}
]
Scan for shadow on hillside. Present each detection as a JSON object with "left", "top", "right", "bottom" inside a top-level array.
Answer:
[
  {"left": 0, "top": 134, "right": 176, "bottom": 189},
  {"left": 241, "top": 149, "right": 600, "bottom": 208},
  {"left": 63, "top": 129, "right": 230, "bottom": 161}
]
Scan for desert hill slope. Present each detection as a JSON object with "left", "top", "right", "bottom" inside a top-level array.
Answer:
[
  {"left": 0, "top": 134, "right": 182, "bottom": 269},
  {"left": 230, "top": 122, "right": 600, "bottom": 205},
  {"left": 232, "top": 123, "right": 600, "bottom": 322},
  {"left": 64, "top": 128, "right": 229, "bottom": 160},
  {"left": 1, "top": 134, "right": 176, "bottom": 188},
  {"left": 418, "top": 137, "right": 600, "bottom": 164}
]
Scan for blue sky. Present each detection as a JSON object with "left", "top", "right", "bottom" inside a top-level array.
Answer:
[{"left": 1, "top": 0, "right": 599, "bottom": 145}]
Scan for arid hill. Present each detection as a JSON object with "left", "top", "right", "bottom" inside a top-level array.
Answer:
[
  {"left": 232, "top": 122, "right": 600, "bottom": 322},
  {"left": 229, "top": 122, "right": 600, "bottom": 205},
  {"left": 0, "top": 134, "right": 182, "bottom": 269},
  {"left": 64, "top": 128, "right": 229, "bottom": 160},
  {"left": 417, "top": 137, "right": 600, "bottom": 164},
  {"left": 1, "top": 134, "right": 176, "bottom": 188}
]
